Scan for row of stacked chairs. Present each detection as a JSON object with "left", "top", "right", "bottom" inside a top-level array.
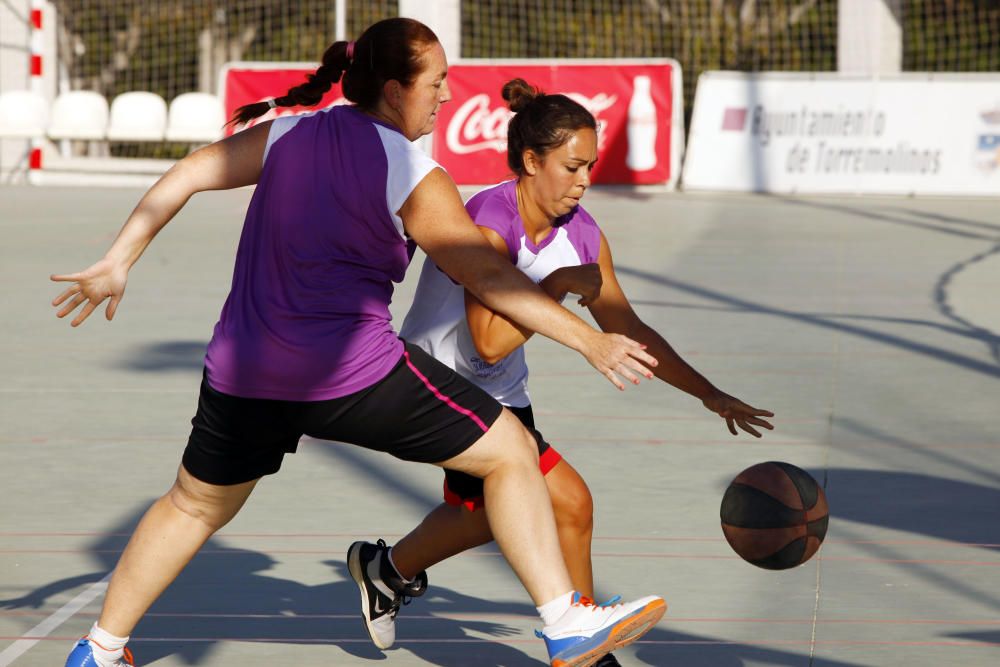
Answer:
[{"left": 0, "top": 90, "right": 226, "bottom": 143}]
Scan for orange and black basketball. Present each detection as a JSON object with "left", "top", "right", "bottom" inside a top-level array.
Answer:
[{"left": 720, "top": 461, "right": 829, "bottom": 570}]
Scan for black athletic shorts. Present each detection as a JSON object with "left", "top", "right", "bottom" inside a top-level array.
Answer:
[
  {"left": 443, "top": 404, "right": 563, "bottom": 511},
  {"left": 183, "top": 342, "right": 504, "bottom": 485}
]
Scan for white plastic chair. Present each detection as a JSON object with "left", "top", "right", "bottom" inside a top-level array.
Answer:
[
  {"left": 47, "top": 91, "right": 109, "bottom": 140},
  {"left": 165, "top": 92, "right": 225, "bottom": 143},
  {"left": 0, "top": 90, "right": 49, "bottom": 138},
  {"left": 106, "top": 91, "right": 167, "bottom": 141}
]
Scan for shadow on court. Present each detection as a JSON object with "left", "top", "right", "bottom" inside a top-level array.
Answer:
[
  {"left": 614, "top": 265, "right": 1000, "bottom": 380},
  {"left": 775, "top": 198, "right": 1000, "bottom": 365},
  {"left": 2, "top": 495, "right": 882, "bottom": 667},
  {"left": 823, "top": 467, "right": 1000, "bottom": 550},
  {"left": 0, "top": 503, "right": 867, "bottom": 667},
  {"left": 114, "top": 340, "right": 206, "bottom": 373}
]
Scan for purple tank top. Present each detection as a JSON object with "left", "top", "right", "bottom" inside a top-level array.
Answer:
[{"left": 204, "top": 106, "right": 439, "bottom": 401}]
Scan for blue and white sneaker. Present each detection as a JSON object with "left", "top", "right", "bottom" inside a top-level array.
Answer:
[
  {"left": 65, "top": 638, "right": 135, "bottom": 666},
  {"left": 538, "top": 592, "right": 665, "bottom": 667}
]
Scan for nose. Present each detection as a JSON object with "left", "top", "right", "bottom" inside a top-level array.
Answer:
[
  {"left": 578, "top": 167, "right": 591, "bottom": 189},
  {"left": 440, "top": 79, "right": 452, "bottom": 104}
]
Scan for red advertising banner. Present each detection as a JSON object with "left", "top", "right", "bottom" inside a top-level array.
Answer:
[
  {"left": 219, "top": 60, "right": 682, "bottom": 186},
  {"left": 435, "top": 60, "right": 681, "bottom": 186}
]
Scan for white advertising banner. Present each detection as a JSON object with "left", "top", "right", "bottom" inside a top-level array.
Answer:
[{"left": 682, "top": 72, "right": 1000, "bottom": 196}]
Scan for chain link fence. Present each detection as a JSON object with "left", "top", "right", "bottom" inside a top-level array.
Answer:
[
  {"left": 43, "top": 0, "right": 1000, "bottom": 157},
  {"left": 462, "top": 0, "right": 839, "bottom": 129},
  {"left": 901, "top": 0, "right": 1000, "bottom": 72}
]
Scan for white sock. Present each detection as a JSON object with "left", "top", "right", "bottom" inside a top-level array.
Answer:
[
  {"left": 537, "top": 590, "right": 574, "bottom": 627},
  {"left": 87, "top": 623, "right": 129, "bottom": 666},
  {"left": 386, "top": 548, "right": 413, "bottom": 584}
]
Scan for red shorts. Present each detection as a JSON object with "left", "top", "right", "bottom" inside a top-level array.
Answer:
[{"left": 442, "top": 404, "right": 562, "bottom": 511}]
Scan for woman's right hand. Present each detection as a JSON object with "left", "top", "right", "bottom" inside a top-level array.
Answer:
[
  {"left": 580, "top": 330, "right": 657, "bottom": 390},
  {"left": 50, "top": 256, "right": 129, "bottom": 327},
  {"left": 542, "top": 263, "right": 603, "bottom": 306}
]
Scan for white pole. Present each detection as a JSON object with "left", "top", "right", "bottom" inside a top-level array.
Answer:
[
  {"left": 335, "top": 0, "right": 347, "bottom": 41},
  {"left": 396, "top": 0, "right": 460, "bottom": 156},
  {"left": 838, "top": 0, "right": 902, "bottom": 74},
  {"left": 397, "top": 0, "right": 461, "bottom": 61}
]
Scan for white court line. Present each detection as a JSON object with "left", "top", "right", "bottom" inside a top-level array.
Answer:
[{"left": 0, "top": 573, "right": 110, "bottom": 666}]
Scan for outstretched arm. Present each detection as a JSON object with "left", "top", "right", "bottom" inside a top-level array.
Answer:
[
  {"left": 587, "top": 232, "right": 775, "bottom": 437},
  {"left": 51, "top": 122, "right": 273, "bottom": 326},
  {"left": 401, "top": 168, "right": 656, "bottom": 390}
]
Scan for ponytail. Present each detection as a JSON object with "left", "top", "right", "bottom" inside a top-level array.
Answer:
[{"left": 227, "top": 41, "right": 352, "bottom": 127}]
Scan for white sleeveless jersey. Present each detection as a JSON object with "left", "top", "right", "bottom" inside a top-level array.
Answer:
[{"left": 400, "top": 180, "right": 602, "bottom": 407}]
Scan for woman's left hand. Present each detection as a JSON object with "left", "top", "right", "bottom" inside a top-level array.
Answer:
[
  {"left": 702, "top": 391, "right": 775, "bottom": 437},
  {"left": 50, "top": 256, "right": 129, "bottom": 327}
]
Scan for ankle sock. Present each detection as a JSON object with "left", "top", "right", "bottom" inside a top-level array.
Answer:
[
  {"left": 537, "top": 590, "right": 574, "bottom": 627},
  {"left": 386, "top": 548, "right": 413, "bottom": 584},
  {"left": 87, "top": 623, "right": 128, "bottom": 666}
]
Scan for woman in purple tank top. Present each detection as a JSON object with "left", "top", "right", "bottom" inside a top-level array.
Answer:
[
  {"left": 51, "top": 19, "right": 666, "bottom": 667},
  {"left": 361, "top": 80, "right": 776, "bottom": 667}
]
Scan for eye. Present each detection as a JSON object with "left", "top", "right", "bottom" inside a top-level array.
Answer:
[{"left": 565, "top": 165, "right": 580, "bottom": 173}]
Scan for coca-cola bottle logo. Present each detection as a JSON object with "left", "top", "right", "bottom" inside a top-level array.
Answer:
[{"left": 445, "top": 92, "right": 619, "bottom": 155}]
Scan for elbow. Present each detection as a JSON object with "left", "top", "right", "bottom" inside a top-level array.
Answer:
[
  {"left": 474, "top": 339, "right": 506, "bottom": 366},
  {"left": 471, "top": 333, "right": 507, "bottom": 365},
  {"left": 479, "top": 350, "right": 506, "bottom": 366}
]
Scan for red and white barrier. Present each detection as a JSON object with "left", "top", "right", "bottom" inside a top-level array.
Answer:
[{"left": 29, "top": 0, "right": 44, "bottom": 170}]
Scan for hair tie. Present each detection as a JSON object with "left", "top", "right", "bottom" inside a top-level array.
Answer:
[
  {"left": 266, "top": 98, "right": 277, "bottom": 109},
  {"left": 346, "top": 41, "right": 356, "bottom": 63}
]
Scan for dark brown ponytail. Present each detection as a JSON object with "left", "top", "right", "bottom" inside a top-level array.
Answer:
[
  {"left": 228, "top": 18, "right": 439, "bottom": 127},
  {"left": 228, "top": 41, "right": 351, "bottom": 127}
]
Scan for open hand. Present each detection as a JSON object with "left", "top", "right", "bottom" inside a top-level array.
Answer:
[
  {"left": 50, "top": 256, "right": 129, "bottom": 327},
  {"left": 581, "top": 331, "right": 657, "bottom": 390},
  {"left": 703, "top": 391, "right": 775, "bottom": 437}
]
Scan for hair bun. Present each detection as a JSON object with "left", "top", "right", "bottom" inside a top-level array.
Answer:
[{"left": 502, "top": 78, "right": 543, "bottom": 113}]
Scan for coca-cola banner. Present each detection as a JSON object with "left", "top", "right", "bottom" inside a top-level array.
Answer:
[
  {"left": 219, "top": 60, "right": 683, "bottom": 186},
  {"left": 435, "top": 60, "right": 683, "bottom": 186}
]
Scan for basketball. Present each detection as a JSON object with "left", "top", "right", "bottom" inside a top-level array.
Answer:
[{"left": 720, "top": 461, "right": 829, "bottom": 570}]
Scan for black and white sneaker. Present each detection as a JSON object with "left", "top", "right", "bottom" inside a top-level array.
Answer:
[
  {"left": 347, "top": 539, "right": 427, "bottom": 649},
  {"left": 596, "top": 651, "right": 623, "bottom": 666}
]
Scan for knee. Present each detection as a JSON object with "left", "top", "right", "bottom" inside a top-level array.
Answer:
[
  {"left": 167, "top": 474, "right": 240, "bottom": 532},
  {"left": 494, "top": 412, "right": 541, "bottom": 469},
  {"left": 553, "top": 477, "right": 595, "bottom": 535}
]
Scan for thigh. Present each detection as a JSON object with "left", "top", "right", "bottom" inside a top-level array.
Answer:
[
  {"left": 300, "top": 342, "right": 504, "bottom": 464},
  {"left": 443, "top": 404, "right": 558, "bottom": 503},
  {"left": 183, "top": 373, "right": 303, "bottom": 485},
  {"left": 437, "top": 408, "right": 539, "bottom": 479}
]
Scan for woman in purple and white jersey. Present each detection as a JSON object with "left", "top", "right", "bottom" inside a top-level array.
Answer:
[
  {"left": 50, "top": 21, "right": 666, "bottom": 667},
  {"left": 364, "top": 80, "right": 774, "bottom": 667}
]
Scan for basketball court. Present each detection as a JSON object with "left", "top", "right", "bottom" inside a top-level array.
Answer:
[{"left": 2, "top": 185, "right": 998, "bottom": 666}]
